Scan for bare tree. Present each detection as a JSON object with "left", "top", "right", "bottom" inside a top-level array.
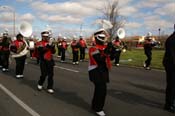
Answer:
[{"left": 101, "top": 0, "right": 125, "bottom": 40}]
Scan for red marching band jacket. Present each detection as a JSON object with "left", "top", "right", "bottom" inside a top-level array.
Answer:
[
  {"left": 61, "top": 41, "right": 68, "bottom": 49},
  {"left": 79, "top": 39, "right": 86, "bottom": 48},
  {"left": 71, "top": 41, "right": 79, "bottom": 51},
  {"left": 10, "top": 39, "right": 25, "bottom": 53},
  {"left": 113, "top": 40, "right": 120, "bottom": 46},
  {"left": 88, "top": 44, "right": 111, "bottom": 71},
  {"left": 36, "top": 40, "right": 55, "bottom": 61}
]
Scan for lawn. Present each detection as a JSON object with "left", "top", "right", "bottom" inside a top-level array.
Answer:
[
  {"left": 120, "top": 49, "right": 165, "bottom": 70},
  {"left": 55, "top": 46, "right": 165, "bottom": 70}
]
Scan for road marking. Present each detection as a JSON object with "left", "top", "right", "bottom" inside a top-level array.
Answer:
[
  {"left": 54, "top": 66, "right": 79, "bottom": 73},
  {"left": 0, "top": 84, "right": 40, "bottom": 116}
]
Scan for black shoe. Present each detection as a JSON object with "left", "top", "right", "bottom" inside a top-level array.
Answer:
[{"left": 164, "top": 105, "right": 175, "bottom": 113}]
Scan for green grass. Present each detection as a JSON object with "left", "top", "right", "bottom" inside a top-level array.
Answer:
[
  {"left": 55, "top": 46, "right": 165, "bottom": 70},
  {"left": 120, "top": 49, "right": 165, "bottom": 69}
]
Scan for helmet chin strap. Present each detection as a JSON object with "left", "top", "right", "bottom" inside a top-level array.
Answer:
[{"left": 95, "top": 38, "right": 106, "bottom": 45}]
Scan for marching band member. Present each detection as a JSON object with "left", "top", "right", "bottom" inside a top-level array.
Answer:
[
  {"left": 60, "top": 37, "right": 68, "bottom": 62},
  {"left": 28, "top": 37, "right": 35, "bottom": 59},
  {"left": 56, "top": 35, "right": 62, "bottom": 58},
  {"left": 1, "top": 32, "right": 11, "bottom": 72},
  {"left": 78, "top": 35, "right": 87, "bottom": 61},
  {"left": 10, "top": 33, "right": 27, "bottom": 78},
  {"left": 37, "top": 31, "right": 56, "bottom": 94},
  {"left": 32, "top": 38, "right": 41, "bottom": 64},
  {"left": 112, "top": 36, "right": 125, "bottom": 66},
  {"left": 88, "top": 29, "right": 113, "bottom": 116},
  {"left": 143, "top": 32, "right": 156, "bottom": 70},
  {"left": 71, "top": 36, "right": 79, "bottom": 65},
  {"left": 0, "top": 35, "right": 3, "bottom": 69}
]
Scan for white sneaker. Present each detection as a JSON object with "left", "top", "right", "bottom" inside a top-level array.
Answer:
[
  {"left": 37, "top": 85, "right": 43, "bottom": 90},
  {"left": 47, "top": 89, "right": 54, "bottom": 94},
  {"left": 2, "top": 68, "right": 6, "bottom": 72},
  {"left": 145, "top": 67, "right": 151, "bottom": 70},
  {"left": 73, "top": 62, "right": 76, "bottom": 65},
  {"left": 116, "top": 63, "right": 119, "bottom": 66},
  {"left": 143, "top": 63, "right": 146, "bottom": 68},
  {"left": 20, "top": 75, "right": 24, "bottom": 78},
  {"left": 96, "top": 111, "right": 106, "bottom": 116},
  {"left": 76, "top": 61, "right": 79, "bottom": 64},
  {"left": 16, "top": 75, "right": 21, "bottom": 79}
]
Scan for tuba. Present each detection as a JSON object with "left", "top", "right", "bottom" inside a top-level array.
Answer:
[
  {"left": 117, "top": 28, "right": 125, "bottom": 39},
  {"left": 11, "top": 21, "right": 32, "bottom": 58},
  {"left": 116, "top": 28, "right": 126, "bottom": 52}
]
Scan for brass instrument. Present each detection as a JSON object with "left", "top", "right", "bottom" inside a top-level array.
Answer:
[
  {"left": 11, "top": 21, "right": 32, "bottom": 58},
  {"left": 113, "top": 28, "right": 126, "bottom": 52}
]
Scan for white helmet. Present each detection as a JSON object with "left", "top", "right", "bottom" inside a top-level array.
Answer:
[
  {"left": 94, "top": 28, "right": 108, "bottom": 43},
  {"left": 63, "top": 36, "right": 67, "bottom": 40},
  {"left": 95, "top": 33, "right": 107, "bottom": 42},
  {"left": 147, "top": 32, "right": 152, "bottom": 37}
]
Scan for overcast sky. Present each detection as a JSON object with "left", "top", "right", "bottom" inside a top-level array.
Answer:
[{"left": 0, "top": 0, "right": 174, "bottom": 38}]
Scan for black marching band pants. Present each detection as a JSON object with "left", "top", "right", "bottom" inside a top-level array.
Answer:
[
  {"left": 72, "top": 51, "right": 79, "bottom": 62},
  {"left": 114, "top": 51, "right": 121, "bottom": 64},
  {"left": 1, "top": 51, "right": 10, "bottom": 69},
  {"left": 57, "top": 47, "right": 61, "bottom": 56},
  {"left": 15, "top": 55, "right": 26, "bottom": 75},
  {"left": 61, "top": 48, "right": 66, "bottom": 61},
  {"left": 92, "top": 82, "right": 107, "bottom": 112},
  {"left": 145, "top": 52, "right": 152, "bottom": 67},
  {"left": 38, "top": 60, "right": 54, "bottom": 89},
  {"left": 0, "top": 52, "right": 2, "bottom": 67},
  {"left": 165, "top": 66, "right": 175, "bottom": 107},
  {"left": 80, "top": 47, "right": 85, "bottom": 60}
]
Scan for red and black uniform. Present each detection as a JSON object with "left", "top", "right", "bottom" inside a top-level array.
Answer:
[
  {"left": 112, "top": 39, "right": 123, "bottom": 65},
  {"left": 79, "top": 38, "right": 86, "bottom": 61},
  {"left": 56, "top": 38, "right": 62, "bottom": 57},
  {"left": 10, "top": 38, "right": 27, "bottom": 76},
  {"left": 60, "top": 40, "right": 68, "bottom": 62},
  {"left": 71, "top": 40, "right": 79, "bottom": 63},
  {"left": 37, "top": 40, "right": 56, "bottom": 89},
  {"left": 1, "top": 36, "right": 11, "bottom": 71},
  {"left": 88, "top": 44, "right": 111, "bottom": 112},
  {"left": 33, "top": 41, "right": 40, "bottom": 64}
]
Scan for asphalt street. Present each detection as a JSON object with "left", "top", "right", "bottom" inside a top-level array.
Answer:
[{"left": 0, "top": 57, "right": 174, "bottom": 116}]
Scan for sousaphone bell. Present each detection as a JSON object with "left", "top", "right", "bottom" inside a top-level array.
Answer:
[{"left": 11, "top": 21, "right": 32, "bottom": 58}]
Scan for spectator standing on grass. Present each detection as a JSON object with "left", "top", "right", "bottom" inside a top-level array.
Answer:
[{"left": 162, "top": 24, "right": 175, "bottom": 113}]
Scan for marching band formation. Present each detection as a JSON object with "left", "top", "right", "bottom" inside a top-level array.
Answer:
[{"left": 0, "top": 21, "right": 175, "bottom": 116}]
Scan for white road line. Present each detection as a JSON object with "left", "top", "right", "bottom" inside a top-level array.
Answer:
[
  {"left": 54, "top": 66, "right": 79, "bottom": 73},
  {"left": 0, "top": 84, "right": 40, "bottom": 116}
]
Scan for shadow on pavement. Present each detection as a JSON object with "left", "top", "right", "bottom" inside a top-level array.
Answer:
[
  {"left": 108, "top": 89, "right": 163, "bottom": 109},
  {"left": 52, "top": 88, "right": 95, "bottom": 115},
  {"left": 128, "top": 82, "right": 165, "bottom": 93}
]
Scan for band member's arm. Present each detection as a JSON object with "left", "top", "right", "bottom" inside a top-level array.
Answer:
[
  {"left": 91, "top": 49, "right": 106, "bottom": 67},
  {"left": 38, "top": 44, "right": 55, "bottom": 54},
  {"left": 10, "top": 45, "right": 17, "bottom": 53},
  {"left": 104, "top": 42, "right": 115, "bottom": 61}
]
